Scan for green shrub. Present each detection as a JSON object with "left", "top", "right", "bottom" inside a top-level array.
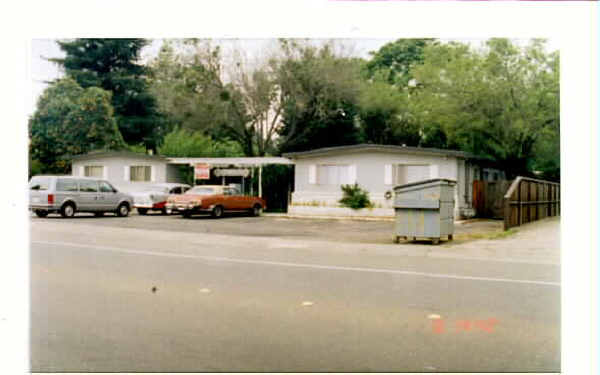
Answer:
[{"left": 339, "top": 183, "right": 373, "bottom": 210}]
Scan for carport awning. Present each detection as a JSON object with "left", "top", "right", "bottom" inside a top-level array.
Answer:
[{"left": 166, "top": 157, "right": 294, "bottom": 167}]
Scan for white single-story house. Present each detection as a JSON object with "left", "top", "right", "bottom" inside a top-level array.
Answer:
[
  {"left": 283, "top": 144, "right": 506, "bottom": 219},
  {"left": 70, "top": 151, "right": 293, "bottom": 194},
  {"left": 71, "top": 151, "right": 188, "bottom": 192}
]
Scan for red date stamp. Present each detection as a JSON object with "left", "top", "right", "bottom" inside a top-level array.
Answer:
[{"left": 431, "top": 318, "right": 498, "bottom": 333}]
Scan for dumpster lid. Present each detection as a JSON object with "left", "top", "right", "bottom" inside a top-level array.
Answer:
[{"left": 394, "top": 178, "right": 457, "bottom": 190}]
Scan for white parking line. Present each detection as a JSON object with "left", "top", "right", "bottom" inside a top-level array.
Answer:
[{"left": 31, "top": 240, "right": 560, "bottom": 287}]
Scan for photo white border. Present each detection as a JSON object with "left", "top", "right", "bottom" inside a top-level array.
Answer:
[{"left": 2, "top": 1, "right": 597, "bottom": 374}]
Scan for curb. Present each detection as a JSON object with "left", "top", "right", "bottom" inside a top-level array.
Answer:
[{"left": 263, "top": 213, "right": 395, "bottom": 222}]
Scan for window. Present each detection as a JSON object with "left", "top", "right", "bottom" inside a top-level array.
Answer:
[
  {"left": 483, "top": 171, "right": 489, "bottom": 181},
  {"left": 317, "top": 165, "right": 353, "bottom": 185},
  {"left": 84, "top": 166, "right": 104, "bottom": 178},
  {"left": 99, "top": 181, "right": 116, "bottom": 193},
  {"left": 393, "top": 164, "right": 430, "bottom": 185},
  {"left": 29, "top": 176, "right": 51, "bottom": 191},
  {"left": 224, "top": 187, "right": 240, "bottom": 196},
  {"left": 186, "top": 187, "right": 216, "bottom": 195},
  {"left": 130, "top": 166, "right": 151, "bottom": 182},
  {"left": 56, "top": 178, "right": 78, "bottom": 192},
  {"left": 79, "top": 180, "right": 98, "bottom": 192},
  {"left": 170, "top": 187, "right": 182, "bottom": 194}
]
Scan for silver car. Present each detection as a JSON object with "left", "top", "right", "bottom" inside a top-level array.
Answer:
[
  {"left": 29, "top": 175, "right": 133, "bottom": 218},
  {"left": 130, "top": 183, "right": 191, "bottom": 215}
]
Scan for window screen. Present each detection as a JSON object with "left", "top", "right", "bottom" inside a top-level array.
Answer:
[
  {"left": 393, "top": 165, "right": 430, "bottom": 185},
  {"left": 130, "top": 166, "right": 151, "bottom": 182},
  {"left": 84, "top": 166, "right": 104, "bottom": 178},
  {"left": 317, "top": 165, "right": 352, "bottom": 185}
]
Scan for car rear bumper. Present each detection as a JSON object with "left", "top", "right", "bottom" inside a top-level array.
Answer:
[
  {"left": 134, "top": 201, "right": 166, "bottom": 209},
  {"left": 29, "top": 204, "right": 59, "bottom": 212}
]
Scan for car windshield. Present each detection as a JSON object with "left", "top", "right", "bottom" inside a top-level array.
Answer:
[
  {"left": 29, "top": 176, "right": 51, "bottom": 191},
  {"left": 186, "top": 187, "right": 217, "bottom": 195}
]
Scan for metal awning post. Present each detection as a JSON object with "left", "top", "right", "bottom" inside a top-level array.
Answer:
[
  {"left": 250, "top": 168, "right": 254, "bottom": 195},
  {"left": 258, "top": 165, "right": 263, "bottom": 198}
]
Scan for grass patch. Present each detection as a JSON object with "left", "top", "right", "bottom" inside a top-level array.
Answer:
[{"left": 455, "top": 228, "right": 518, "bottom": 241}]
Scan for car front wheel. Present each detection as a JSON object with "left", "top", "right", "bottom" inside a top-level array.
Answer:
[
  {"left": 211, "top": 205, "right": 224, "bottom": 218},
  {"left": 117, "top": 203, "right": 130, "bottom": 217}
]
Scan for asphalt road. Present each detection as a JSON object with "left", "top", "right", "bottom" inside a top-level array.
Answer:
[{"left": 30, "top": 217, "right": 560, "bottom": 372}]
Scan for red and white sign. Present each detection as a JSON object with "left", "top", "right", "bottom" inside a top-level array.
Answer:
[{"left": 194, "top": 163, "right": 210, "bottom": 180}]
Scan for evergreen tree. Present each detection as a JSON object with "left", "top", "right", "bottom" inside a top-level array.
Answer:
[{"left": 52, "top": 38, "right": 165, "bottom": 150}]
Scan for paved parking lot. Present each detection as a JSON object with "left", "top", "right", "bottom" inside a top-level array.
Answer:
[{"left": 30, "top": 211, "right": 504, "bottom": 246}]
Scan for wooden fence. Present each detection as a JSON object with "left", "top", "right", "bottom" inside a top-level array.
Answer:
[
  {"left": 473, "top": 180, "right": 513, "bottom": 219},
  {"left": 503, "top": 176, "right": 560, "bottom": 231}
]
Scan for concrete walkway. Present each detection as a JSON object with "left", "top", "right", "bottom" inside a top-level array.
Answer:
[{"left": 430, "top": 217, "right": 561, "bottom": 265}]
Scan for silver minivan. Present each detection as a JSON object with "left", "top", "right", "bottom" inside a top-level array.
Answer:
[{"left": 29, "top": 175, "right": 133, "bottom": 218}]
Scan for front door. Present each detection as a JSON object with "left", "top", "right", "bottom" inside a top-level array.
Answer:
[
  {"left": 98, "top": 181, "right": 120, "bottom": 210},
  {"left": 78, "top": 179, "right": 100, "bottom": 211}
]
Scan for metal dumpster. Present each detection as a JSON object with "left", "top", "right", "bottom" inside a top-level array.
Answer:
[{"left": 393, "top": 178, "right": 456, "bottom": 244}]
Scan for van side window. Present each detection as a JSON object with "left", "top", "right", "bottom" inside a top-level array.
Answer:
[
  {"left": 99, "top": 181, "right": 115, "bottom": 193},
  {"left": 29, "top": 176, "right": 51, "bottom": 190},
  {"left": 56, "top": 178, "right": 78, "bottom": 192},
  {"left": 79, "top": 180, "right": 98, "bottom": 192}
]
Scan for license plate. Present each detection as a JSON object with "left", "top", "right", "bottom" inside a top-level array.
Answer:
[{"left": 32, "top": 197, "right": 40, "bottom": 203}]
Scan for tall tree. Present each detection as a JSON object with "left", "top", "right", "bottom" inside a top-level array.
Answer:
[
  {"left": 357, "top": 78, "right": 421, "bottom": 146},
  {"left": 364, "top": 38, "right": 436, "bottom": 86},
  {"left": 52, "top": 38, "right": 165, "bottom": 149},
  {"left": 29, "top": 78, "right": 126, "bottom": 173},
  {"left": 276, "top": 39, "right": 364, "bottom": 153},
  {"left": 411, "top": 39, "right": 560, "bottom": 178},
  {"left": 149, "top": 40, "right": 256, "bottom": 155}
]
